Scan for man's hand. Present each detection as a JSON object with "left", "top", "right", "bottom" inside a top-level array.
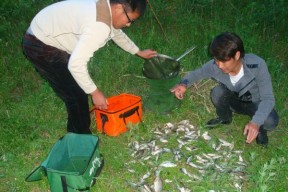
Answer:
[
  {"left": 90, "top": 89, "right": 108, "bottom": 110},
  {"left": 137, "top": 49, "right": 157, "bottom": 59},
  {"left": 170, "top": 84, "right": 187, "bottom": 100},
  {"left": 243, "top": 122, "right": 260, "bottom": 143}
]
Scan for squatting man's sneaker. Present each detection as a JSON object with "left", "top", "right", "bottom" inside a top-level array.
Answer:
[
  {"left": 205, "top": 118, "right": 231, "bottom": 128},
  {"left": 256, "top": 127, "right": 268, "bottom": 146}
]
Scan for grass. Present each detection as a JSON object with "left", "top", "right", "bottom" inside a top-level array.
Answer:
[{"left": 1, "top": 0, "right": 288, "bottom": 191}]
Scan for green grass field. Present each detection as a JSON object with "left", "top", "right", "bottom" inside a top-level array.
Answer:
[{"left": 1, "top": 0, "right": 287, "bottom": 191}]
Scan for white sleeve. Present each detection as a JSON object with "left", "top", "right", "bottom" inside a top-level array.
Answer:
[
  {"left": 111, "top": 29, "right": 139, "bottom": 54},
  {"left": 68, "top": 22, "right": 111, "bottom": 94}
]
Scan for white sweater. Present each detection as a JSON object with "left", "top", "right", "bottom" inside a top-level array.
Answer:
[{"left": 29, "top": 0, "right": 139, "bottom": 94}]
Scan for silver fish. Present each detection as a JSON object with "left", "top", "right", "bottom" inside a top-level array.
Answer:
[
  {"left": 177, "top": 139, "right": 187, "bottom": 145},
  {"left": 164, "top": 179, "right": 173, "bottom": 183},
  {"left": 215, "top": 164, "right": 225, "bottom": 172},
  {"left": 178, "top": 119, "right": 190, "bottom": 125},
  {"left": 126, "top": 181, "right": 140, "bottom": 189},
  {"left": 180, "top": 167, "right": 188, "bottom": 175},
  {"left": 196, "top": 155, "right": 209, "bottom": 163},
  {"left": 237, "top": 161, "right": 247, "bottom": 166},
  {"left": 159, "top": 137, "right": 169, "bottom": 143},
  {"left": 154, "top": 130, "right": 164, "bottom": 135},
  {"left": 186, "top": 155, "right": 193, "bottom": 164},
  {"left": 188, "top": 162, "right": 204, "bottom": 170},
  {"left": 142, "top": 155, "right": 152, "bottom": 161},
  {"left": 165, "top": 122, "right": 174, "bottom": 129},
  {"left": 142, "top": 171, "right": 151, "bottom": 181},
  {"left": 202, "top": 131, "right": 212, "bottom": 140},
  {"left": 207, "top": 153, "right": 222, "bottom": 158},
  {"left": 127, "top": 120, "right": 248, "bottom": 192},
  {"left": 153, "top": 169, "right": 162, "bottom": 192},
  {"left": 177, "top": 186, "right": 191, "bottom": 192},
  {"left": 185, "top": 146, "right": 193, "bottom": 152},
  {"left": 164, "top": 128, "right": 173, "bottom": 135},
  {"left": 163, "top": 148, "right": 172, "bottom": 153},
  {"left": 151, "top": 148, "right": 164, "bottom": 156},
  {"left": 159, "top": 161, "right": 177, "bottom": 167},
  {"left": 127, "top": 168, "right": 135, "bottom": 173},
  {"left": 185, "top": 146, "right": 198, "bottom": 152},
  {"left": 234, "top": 182, "right": 242, "bottom": 191},
  {"left": 176, "top": 127, "right": 186, "bottom": 133},
  {"left": 219, "top": 138, "right": 234, "bottom": 149},
  {"left": 184, "top": 130, "right": 196, "bottom": 136},
  {"left": 233, "top": 150, "right": 243, "bottom": 154},
  {"left": 140, "top": 184, "right": 153, "bottom": 192},
  {"left": 239, "top": 155, "right": 244, "bottom": 162}
]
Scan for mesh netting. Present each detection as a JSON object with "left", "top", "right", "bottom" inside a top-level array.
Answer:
[
  {"left": 142, "top": 55, "right": 181, "bottom": 114},
  {"left": 142, "top": 54, "right": 180, "bottom": 79},
  {"left": 143, "top": 77, "right": 181, "bottom": 114}
]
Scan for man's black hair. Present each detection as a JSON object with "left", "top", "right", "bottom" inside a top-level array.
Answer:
[
  {"left": 209, "top": 32, "right": 245, "bottom": 61},
  {"left": 110, "top": 0, "right": 147, "bottom": 16}
]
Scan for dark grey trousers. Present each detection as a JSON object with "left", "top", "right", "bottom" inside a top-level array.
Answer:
[
  {"left": 210, "top": 84, "right": 279, "bottom": 131},
  {"left": 22, "top": 33, "right": 91, "bottom": 134}
]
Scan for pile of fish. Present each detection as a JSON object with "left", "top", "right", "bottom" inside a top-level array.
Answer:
[{"left": 125, "top": 120, "right": 247, "bottom": 192}]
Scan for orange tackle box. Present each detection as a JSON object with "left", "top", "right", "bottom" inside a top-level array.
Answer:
[{"left": 93, "top": 93, "right": 142, "bottom": 136}]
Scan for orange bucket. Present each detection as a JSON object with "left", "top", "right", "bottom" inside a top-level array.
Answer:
[{"left": 93, "top": 93, "right": 142, "bottom": 136}]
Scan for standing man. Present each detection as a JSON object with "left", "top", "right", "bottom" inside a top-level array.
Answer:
[
  {"left": 171, "top": 32, "right": 278, "bottom": 146},
  {"left": 23, "top": 0, "right": 157, "bottom": 134}
]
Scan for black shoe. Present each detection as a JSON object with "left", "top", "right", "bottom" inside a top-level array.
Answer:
[
  {"left": 256, "top": 127, "right": 268, "bottom": 146},
  {"left": 205, "top": 118, "right": 231, "bottom": 129}
]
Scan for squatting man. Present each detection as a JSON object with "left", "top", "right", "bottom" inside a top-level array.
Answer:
[{"left": 171, "top": 32, "right": 279, "bottom": 146}]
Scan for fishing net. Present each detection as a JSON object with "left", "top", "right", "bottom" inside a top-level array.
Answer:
[
  {"left": 142, "top": 54, "right": 180, "bottom": 79},
  {"left": 142, "top": 55, "right": 181, "bottom": 114}
]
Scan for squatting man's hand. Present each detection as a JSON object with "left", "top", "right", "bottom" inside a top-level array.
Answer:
[
  {"left": 137, "top": 49, "right": 157, "bottom": 59},
  {"left": 170, "top": 84, "right": 187, "bottom": 100},
  {"left": 243, "top": 122, "right": 260, "bottom": 143},
  {"left": 91, "top": 89, "right": 108, "bottom": 110}
]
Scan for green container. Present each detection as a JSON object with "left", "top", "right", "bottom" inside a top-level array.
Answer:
[{"left": 26, "top": 133, "right": 104, "bottom": 192}]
